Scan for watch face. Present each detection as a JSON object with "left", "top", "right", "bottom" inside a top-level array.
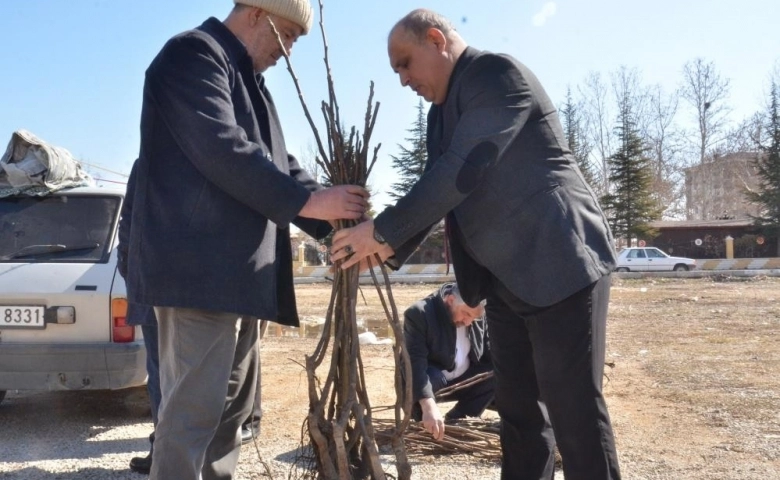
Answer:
[{"left": 373, "top": 229, "right": 386, "bottom": 244}]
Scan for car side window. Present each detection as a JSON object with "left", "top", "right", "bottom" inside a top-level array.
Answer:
[
  {"left": 628, "top": 249, "right": 645, "bottom": 259},
  {"left": 646, "top": 249, "right": 665, "bottom": 258}
]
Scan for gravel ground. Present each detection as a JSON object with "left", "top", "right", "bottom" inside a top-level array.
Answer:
[
  {"left": 0, "top": 388, "right": 532, "bottom": 480},
  {"left": 5, "top": 278, "right": 778, "bottom": 479},
  {"left": 0, "top": 364, "right": 558, "bottom": 480}
]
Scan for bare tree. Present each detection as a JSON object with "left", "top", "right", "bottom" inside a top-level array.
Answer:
[
  {"left": 724, "top": 62, "right": 780, "bottom": 155},
  {"left": 645, "top": 84, "right": 687, "bottom": 218},
  {"left": 579, "top": 72, "right": 613, "bottom": 193},
  {"left": 610, "top": 66, "right": 649, "bottom": 132},
  {"left": 680, "top": 58, "right": 732, "bottom": 164},
  {"left": 299, "top": 141, "right": 325, "bottom": 183},
  {"left": 718, "top": 114, "right": 764, "bottom": 155},
  {"left": 559, "top": 86, "right": 597, "bottom": 191}
]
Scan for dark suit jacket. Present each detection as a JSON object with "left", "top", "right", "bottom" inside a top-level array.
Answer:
[
  {"left": 404, "top": 284, "right": 490, "bottom": 402},
  {"left": 117, "top": 161, "right": 156, "bottom": 327},
  {"left": 128, "top": 18, "right": 330, "bottom": 325},
  {"left": 375, "top": 47, "right": 616, "bottom": 307}
]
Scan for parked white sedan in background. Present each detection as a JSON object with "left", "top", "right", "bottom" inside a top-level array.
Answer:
[{"left": 615, "top": 247, "right": 697, "bottom": 272}]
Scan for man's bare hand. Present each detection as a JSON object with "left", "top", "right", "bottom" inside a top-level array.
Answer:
[
  {"left": 298, "top": 185, "right": 369, "bottom": 221},
  {"left": 419, "top": 398, "right": 445, "bottom": 440}
]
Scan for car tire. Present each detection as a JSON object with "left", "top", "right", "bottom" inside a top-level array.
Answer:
[
  {"left": 615, "top": 267, "right": 630, "bottom": 273},
  {"left": 673, "top": 265, "right": 689, "bottom": 272}
]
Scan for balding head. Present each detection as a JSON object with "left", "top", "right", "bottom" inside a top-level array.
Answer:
[
  {"left": 387, "top": 9, "right": 467, "bottom": 104},
  {"left": 389, "top": 8, "right": 457, "bottom": 44}
]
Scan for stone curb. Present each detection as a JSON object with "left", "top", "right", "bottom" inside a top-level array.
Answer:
[{"left": 292, "top": 261, "right": 780, "bottom": 284}]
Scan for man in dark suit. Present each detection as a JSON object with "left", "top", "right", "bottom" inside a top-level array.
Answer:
[
  {"left": 129, "top": 1, "right": 368, "bottom": 479},
  {"left": 332, "top": 8, "right": 621, "bottom": 480},
  {"left": 404, "top": 283, "right": 494, "bottom": 441}
]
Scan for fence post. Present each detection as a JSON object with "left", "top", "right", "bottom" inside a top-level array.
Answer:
[
  {"left": 725, "top": 235, "right": 734, "bottom": 259},
  {"left": 298, "top": 242, "right": 306, "bottom": 268}
]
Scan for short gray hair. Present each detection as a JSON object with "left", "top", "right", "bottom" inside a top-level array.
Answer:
[{"left": 392, "top": 9, "right": 456, "bottom": 43}]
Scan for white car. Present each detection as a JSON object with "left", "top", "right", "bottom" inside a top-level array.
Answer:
[
  {"left": 0, "top": 186, "right": 146, "bottom": 405},
  {"left": 615, "top": 247, "right": 696, "bottom": 272}
]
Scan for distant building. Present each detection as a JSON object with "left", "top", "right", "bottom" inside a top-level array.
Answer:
[
  {"left": 684, "top": 152, "right": 761, "bottom": 221},
  {"left": 647, "top": 218, "right": 775, "bottom": 259}
]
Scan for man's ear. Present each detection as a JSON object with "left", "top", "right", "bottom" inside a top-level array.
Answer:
[
  {"left": 443, "top": 294, "right": 457, "bottom": 315},
  {"left": 426, "top": 27, "right": 447, "bottom": 53},
  {"left": 249, "top": 7, "right": 267, "bottom": 27},
  {"left": 442, "top": 293, "right": 453, "bottom": 306}
]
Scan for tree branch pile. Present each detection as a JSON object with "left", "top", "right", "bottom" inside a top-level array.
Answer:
[{"left": 374, "top": 418, "right": 502, "bottom": 461}]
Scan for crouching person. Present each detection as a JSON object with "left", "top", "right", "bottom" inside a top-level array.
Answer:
[{"left": 404, "top": 283, "right": 495, "bottom": 440}]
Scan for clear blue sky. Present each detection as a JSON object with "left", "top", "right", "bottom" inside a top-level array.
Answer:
[{"left": 1, "top": 0, "right": 778, "bottom": 210}]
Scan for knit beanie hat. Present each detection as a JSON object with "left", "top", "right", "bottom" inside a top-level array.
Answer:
[{"left": 234, "top": 0, "right": 313, "bottom": 34}]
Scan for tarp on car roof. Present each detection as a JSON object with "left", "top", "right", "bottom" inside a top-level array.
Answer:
[{"left": 0, "top": 129, "right": 94, "bottom": 198}]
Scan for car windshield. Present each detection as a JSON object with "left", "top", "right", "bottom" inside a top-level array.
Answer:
[{"left": 0, "top": 194, "right": 119, "bottom": 263}]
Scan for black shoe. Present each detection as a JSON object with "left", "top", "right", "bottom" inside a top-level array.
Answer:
[
  {"left": 129, "top": 453, "right": 152, "bottom": 474},
  {"left": 444, "top": 408, "right": 467, "bottom": 422},
  {"left": 241, "top": 424, "right": 260, "bottom": 445}
]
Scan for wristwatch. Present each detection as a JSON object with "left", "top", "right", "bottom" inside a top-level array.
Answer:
[{"left": 373, "top": 227, "right": 387, "bottom": 245}]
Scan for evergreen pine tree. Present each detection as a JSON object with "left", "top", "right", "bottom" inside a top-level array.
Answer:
[
  {"left": 601, "top": 102, "right": 662, "bottom": 246},
  {"left": 560, "top": 87, "right": 598, "bottom": 190},
  {"left": 388, "top": 99, "right": 427, "bottom": 200},
  {"left": 387, "top": 100, "right": 446, "bottom": 263},
  {"left": 745, "top": 81, "right": 780, "bottom": 255}
]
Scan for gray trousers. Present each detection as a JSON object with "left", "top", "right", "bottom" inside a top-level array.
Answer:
[{"left": 150, "top": 307, "right": 259, "bottom": 480}]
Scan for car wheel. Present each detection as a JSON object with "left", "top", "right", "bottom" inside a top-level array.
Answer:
[
  {"left": 673, "top": 264, "right": 689, "bottom": 272},
  {"left": 0, "top": 391, "right": 5, "bottom": 405},
  {"left": 615, "top": 267, "right": 630, "bottom": 273}
]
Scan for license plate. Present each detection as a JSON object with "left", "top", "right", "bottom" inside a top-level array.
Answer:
[{"left": 0, "top": 306, "right": 46, "bottom": 329}]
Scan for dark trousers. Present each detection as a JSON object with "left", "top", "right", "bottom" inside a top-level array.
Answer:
[
  {"left": 485, "top": 274, "right": 621, "bottom": 480},
  {"left": 140, "top": 324, "right": 160, "bottom": 456},
  {"left": 242, "top": 343, "right": 262, "bottom": 431},
  {"left": 140, "top": 324, "right": 161, "bottom": 426},
  {"left": 242, "top": 320, "right": 265, "bottom": 431}
]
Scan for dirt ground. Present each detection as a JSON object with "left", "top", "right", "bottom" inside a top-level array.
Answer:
[{"left": 255, "top": 277, "right": 780, "bottom": 479}]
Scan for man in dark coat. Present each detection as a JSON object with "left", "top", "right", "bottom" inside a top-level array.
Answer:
[
  {"left": 331, "top": 8, "right": 621, "bottom": 480},
  {"left": 404, "top": 283, "right": 494, "bottom": 441},
  {"left": 129, "top": 2, "right": 368, "bottom": 479}
]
